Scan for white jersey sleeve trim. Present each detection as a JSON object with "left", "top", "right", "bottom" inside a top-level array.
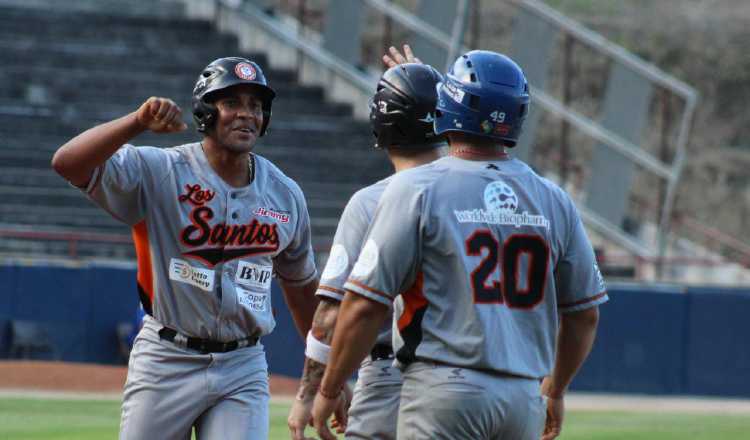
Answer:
[
  {"left": 315, "top": 284, "right": 345, "bottom": 301},
  {"left": 74, "top": 165, "right": 102, "bottom": 194},
  {"left": 276, "top": 268, "right": 318, "bottom": 287},
  {"left": 343, "top": 279, "right": 393, "bottom": 307},
  {"left": 558, "top": 291, "right": 609, "bottom": 313}
]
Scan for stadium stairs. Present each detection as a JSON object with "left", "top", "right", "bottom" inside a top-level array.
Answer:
[{"left": 0, "top": 0, "right": 390, "bottom": 260}]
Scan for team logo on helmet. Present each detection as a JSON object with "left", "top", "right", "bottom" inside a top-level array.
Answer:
[
  {"left": 480, "top": 120, "right": 493, "bottom": 134},
  {"left": 235, "top": 62, "right": 257, "bottom": 80},
  {"left": 484, "top": 181, "right": 518, "bottom": 215},
  {"left": 419, "top": 112, "right": 435, "bottom": 123}
]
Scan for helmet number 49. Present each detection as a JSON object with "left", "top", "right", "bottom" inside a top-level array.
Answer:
[{"left": 490, "top": 111, "right": 506, "bottom": 123}]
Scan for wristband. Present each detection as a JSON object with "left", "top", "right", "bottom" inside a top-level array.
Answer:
[
  {"left": 318, "top": 386, "right": 341, "bottom": 400},
  {"left": 305, "top": 331, "right": 331, "bottom": 365}
]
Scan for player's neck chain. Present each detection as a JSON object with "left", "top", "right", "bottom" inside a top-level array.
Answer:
[
  {"left": 198, "top": 142, "right": 255, "bottom": 185},
  {"left": 450, "top": 146, "right": 509, "bottom": 160},
  {"left": 249, "top": 153, "right": 255, "bottom": 185}
]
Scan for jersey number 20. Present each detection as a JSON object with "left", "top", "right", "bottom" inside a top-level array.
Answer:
[{"left": 466, "top": 230, "right": 549, "bottom": 308}]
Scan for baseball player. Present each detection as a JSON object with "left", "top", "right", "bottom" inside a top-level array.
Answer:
[
  {"left": 51, "top": 57, "right": 319, "bottom": 440},
  {"left": 311, "top": 50, "right": 608, "bottom": 440},
  {"left": 287, "top": 58, "right": 444, "bottom": 440}
]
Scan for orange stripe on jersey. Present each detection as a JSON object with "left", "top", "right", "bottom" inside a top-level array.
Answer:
[
  {"left": 397, "top": 272, "right": 426, "bottom": 331},
  {"left": 346, "top": 279, "right": 392, "bottom": 301},
  {"left": 559, "top": 291, "right": 607, "bottom": 309},
  {"left": 317, "top": 284, "right": 346, "bottom": 297},
  {"left": 132, "top": 221, "right": 154, "bottom": 305}
]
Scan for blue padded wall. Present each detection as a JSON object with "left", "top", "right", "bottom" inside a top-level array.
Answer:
[{"left": 2, "top": 263, "right": 750, "bottom": 396}]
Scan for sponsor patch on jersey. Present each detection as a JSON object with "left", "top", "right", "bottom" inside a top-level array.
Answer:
[
  {"left": 236, "top": 261, "right": 273, "bottom": 290},
  {"left": 253, "top": 207, "right": 290, "bottom": 223},
  {"left": 169, "top": 258, "right": 215, "bottom": 292},
  {"left": 350, "top": 239, "right": 379, "bottom": 278},
  {"left": 453, "top": 181, "right": 550, "bottom": 229},
  {"left": 235, "top": 62, "right": 257, "bottom": 80},
  {"left": 321, "top": 244, "right": 349, "bottom": 280},
  {"left": 237, "top": 286, "right": 268, "bottom": 312}
]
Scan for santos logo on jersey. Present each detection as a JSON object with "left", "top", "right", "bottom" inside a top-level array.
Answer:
[
  {"left": 454, "top": 180, "right": 550, "bottom": 229},
  {"left": 177, "top": 183, "right": 281, "bottom": 266}
]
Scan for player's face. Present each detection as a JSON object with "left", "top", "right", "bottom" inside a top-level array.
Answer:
[{"left": 212, "top": 88, "right": 264, "bottom": 154}]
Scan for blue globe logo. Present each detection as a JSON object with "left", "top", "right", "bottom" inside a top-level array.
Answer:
[{"left": 484, "top": 181, "right": 518, "bottom": 214}]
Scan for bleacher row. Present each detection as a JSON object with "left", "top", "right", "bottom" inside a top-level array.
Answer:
[{"left": 0, "top": 0, "right": 390, "bottom": 259}]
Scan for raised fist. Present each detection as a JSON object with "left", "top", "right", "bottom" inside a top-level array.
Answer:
[{"left": 136, "top": 97, "right": 188, "bottom": 133}]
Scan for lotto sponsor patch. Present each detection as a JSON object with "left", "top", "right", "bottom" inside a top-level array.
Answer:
[
  {"left": 169, "top": 258, "right": 215, "bottom": 292},
  {"left": 236, "top": 261, "right": 273, "bottom": 290}
]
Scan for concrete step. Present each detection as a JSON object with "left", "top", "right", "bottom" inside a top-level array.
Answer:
[
  {"left": 0, "top": 39, "right": 250, "bottom": 73},
  {"left": 0, "top": 1, "right": 187, "bottom": 20},
  {"left": 0, "top": 63, "right": 297, "bottom": 99},
  {"left": 0, "top": 0, "right": 382, "bottom": 259},
  {"left": 0, "top": 21, "right": 234, "bottom": 50}
]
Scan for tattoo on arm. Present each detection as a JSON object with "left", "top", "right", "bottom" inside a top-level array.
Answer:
[{"left": 296, "top": 298, "right": 340, "bottom": 400}]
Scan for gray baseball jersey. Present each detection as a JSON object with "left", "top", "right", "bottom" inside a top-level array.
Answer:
[
  {"left": 81, "top": 141, "right": 316, "bottom": 439},
  {"left": 317, "top": 175, "right": 393, "bottom": 345},
  {"left": 315, "top": 176, "right": 402, "bottom": 440},
  {"left": 344, "top": 155, "right": 607, "bottom": 379},
  {"left": 83, "top": 142, "right": 317, "bottom": 340}
]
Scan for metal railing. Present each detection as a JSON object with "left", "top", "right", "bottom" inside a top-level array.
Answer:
[{"left": 510, "top": 0, "right": 698, "bottom": 263}]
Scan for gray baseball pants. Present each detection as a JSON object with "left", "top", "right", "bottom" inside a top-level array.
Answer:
[
  {"left": 397, "top": 361, "right": 545, "bottom": 440},
  {"left": 119, "top": 316, "right": 269, "bottom": 440},
  {"left": 345, "top": 358, "right": 402, "bottom": 440}
]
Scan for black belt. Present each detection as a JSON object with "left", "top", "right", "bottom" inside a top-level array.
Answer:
[
  {"left": 158, "top": 327, "right": 258, "bottom": 354},
  {"left": 370, "top": 344, "right": 394, "bottom": 361}
]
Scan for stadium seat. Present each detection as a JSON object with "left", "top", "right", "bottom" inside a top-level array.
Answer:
[{"left": 8, "top": 319, "right": 56, "bottom": 360}]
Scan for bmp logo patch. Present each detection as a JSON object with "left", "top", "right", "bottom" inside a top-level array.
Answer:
[{"left": 236, "top": 261, "right": 273, "bottom": 290}]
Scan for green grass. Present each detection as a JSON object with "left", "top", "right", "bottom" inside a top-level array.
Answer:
[{"left": 0, "top": 397, "right": 748, "bottom": 440}]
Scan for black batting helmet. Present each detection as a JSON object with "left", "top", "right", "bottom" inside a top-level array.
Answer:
[
  {"left": 192, "top": 57, "right": 276, "bottom": 136},
  {"left": 369, "top": 63, "right": 444, "bottom": 149}
]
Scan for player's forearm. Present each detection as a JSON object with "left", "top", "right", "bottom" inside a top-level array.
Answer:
[
  {"left": 52, "top": 111, "right": 146, "bottom": 186},
  {"left": 545, "top": 306, "right": 600, "bottom": 398},
  {"left": 295, "top": 298, "right": 340, "bottom": 401},
  {"left": 280, "top": 277, "right": 320, "bottom": 338},
  {"left": 319, "top": 292, "right": 388, "bottom": 396}
]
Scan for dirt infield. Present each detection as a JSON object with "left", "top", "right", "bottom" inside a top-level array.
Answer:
[
  {"left": 0, "top": 361, "right": 299, "bottom": 396},
  {"left": 2, "top": 361, "right": 750, "bottom": 414}
]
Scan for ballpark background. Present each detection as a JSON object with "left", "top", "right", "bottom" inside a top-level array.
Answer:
[{"left": 0, "top": 0, "right": 749, "bottom": 439}]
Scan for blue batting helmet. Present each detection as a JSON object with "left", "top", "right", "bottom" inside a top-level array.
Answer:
[{"left": 435, "top": 50, "right": 530, "bottom": 146}]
